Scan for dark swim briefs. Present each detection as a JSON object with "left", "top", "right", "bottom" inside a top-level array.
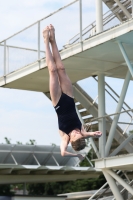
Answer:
[{"left": 54, "top": 93, "right": 82, "bottom": 134}]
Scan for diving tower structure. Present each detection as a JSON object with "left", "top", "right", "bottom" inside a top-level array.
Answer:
[{"left": 0, "top": 0, "right": 133, "bottom": 199}]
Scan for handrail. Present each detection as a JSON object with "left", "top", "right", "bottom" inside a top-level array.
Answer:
[
  {"left": 0, "top": 44, "right": 45, "bottom": 53},
  {"left": 89, "top": 108, "right": 133, "bottom": 123},
  {"left": 0, "top": 0, "right": 132, "bottom": 78},
  {"left": 93, "top": 77, "right": 132, "bottom": 118},
  {"left": 68, "top": 3, "right": 115, "bottom": 43},
  {"left": 68, "top": 0, "right": 131, "bottom": 45},
  {"left": 0, "top": 0, "right": 79, "bottom": 44}
]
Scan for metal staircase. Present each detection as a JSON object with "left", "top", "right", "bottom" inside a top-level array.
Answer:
[
  {"left": 103, "top": 0, "right": 132, "bottom": 22},
  {"left": 66, "top": 0, "right": 132, "bottom": 46},
  {"left": 73, "top": 80, "right": 133, "bottom": 156}
]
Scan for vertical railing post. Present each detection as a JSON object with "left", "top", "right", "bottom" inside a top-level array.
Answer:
[
  {"left": 38, "top": 21, "right": 40, "bottom": 61},
  {"left": 79, "top": 0, "right": 82, "bottom": 42},
  {"left": 4, "top": 41, "right": 6, "bottom": 76},
  {"left": 7, "top": 46, "right": 9, "bottom": 74}
]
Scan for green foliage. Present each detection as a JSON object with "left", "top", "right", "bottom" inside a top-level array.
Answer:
[
  {"left": 80, "top": 149, "right": 97, "bottom": 167},
  {"left": 0, "top": 185, "right": 14, "bottom": 195},
  {"left": 3, "top": 137, "right": 36, "bottom": 145},
  {"left": 4, "top": 137, "right": 11, "bottom": 144},
  {"left": 129, "top": 130, "right": 133, "bottom": 135},
  {"left": 27, "top": 174, "right": 106, "bottom": 195},
  {"left": 28, "top": 183, "right": 45, "bottom": 195},
  {"left": 16, "top": 141, "right": 23, "bottom": 145},
  {"left": 51, "top": 143, "right": 56, "bottom": 147},
  {"left": 26, "top": 139, "right": 36, "bottom": 145}
]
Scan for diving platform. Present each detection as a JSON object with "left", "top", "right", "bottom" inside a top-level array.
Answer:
[
  {"left": 0, "top": 19, "right": 133, "bottom": 92},
  {"left": 95, "top": 153, "right": 133, "bottom": 170}
]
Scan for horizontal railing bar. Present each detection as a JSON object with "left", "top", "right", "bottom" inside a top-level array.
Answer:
[
  {"left": 68, "top": 2, "right": 121, "bottom": 43},
  {"left": 93, "top": 77, "right": 132, "bottom": 117},
  {"left": 0, "top": 44, "right": 45, "bottom": 53},
  {"left": 105, "top": 82, "right": 131, "bottom": 111},
  {"left": 69, "top": 0, "right": 131, "bottom": 44},
  {"left": 0, "top": 0, "right": 79, "bottom": 44},
  {"left": 69, "top": 14, "right": 117, "bottom": 44},
  {"left": 118, "top": 122, "right": 133, "bottom": 125},
  {"left": 89, "top": 108, "right": 133, "bottom": 123}
]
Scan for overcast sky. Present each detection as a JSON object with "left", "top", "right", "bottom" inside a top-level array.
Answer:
[{"left": 0, "top": 0, "right": 132, "bottom": 145}]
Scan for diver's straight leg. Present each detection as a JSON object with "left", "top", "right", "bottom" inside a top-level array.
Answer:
[
  {"left": 43, "top": 26, "right": 61, "bottom": 106},
  {"left": 49, "top": 24, "right": 73, "bottom": 98}
]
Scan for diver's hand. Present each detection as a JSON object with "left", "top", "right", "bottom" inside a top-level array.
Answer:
[
  {"left": 77, "top": 154, "right": 85, "bottom": 161},
  {"left": 94, "top": 131, "right": 102, "bottom": 138}
]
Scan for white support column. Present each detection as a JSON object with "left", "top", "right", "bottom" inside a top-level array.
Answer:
[
  {"left": 79, "top": 0, "right": 82, "bottom": 42},
  {"left": 118, "top": 41, "right": 133, "bottom": 77},
  {"left": 103, "top": 170, "right": 124, "bottom": 200},
  {"left": 98, "top": 74, "right": 106, "bottom": 157},
  {"left": 106, "top": 169, "right": 133, "bottom": 195},
  {"left": 114, "top": 0, "right": 132, "bottom": 19},
  {"left": 105, "top": 70, "right": 131, "bottom": 156},
  {"left": 95, "top": 0, "right": 103, "bottom": 33}
]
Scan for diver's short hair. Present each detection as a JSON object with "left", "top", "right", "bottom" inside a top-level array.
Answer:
[{"left": 71, "top": 138, "right": 86, "bottom": 151}]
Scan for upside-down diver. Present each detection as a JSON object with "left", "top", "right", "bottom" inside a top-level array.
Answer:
[{"left": 43, "top": 24, "right": 102, "bottom": 160}]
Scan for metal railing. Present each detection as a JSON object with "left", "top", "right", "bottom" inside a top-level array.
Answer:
[
  {"left": 68, "top": 0, "right": 132, "bottom": 45},
  {"left": 0, "top": 0, "right": 132, "bottom": 77},
  {"left": 93, "top": 77, "right": 132, "bottom": 117},
  {"left": 77, "top": 76, "right": 133, "bottom": 137},
  {"left": 92, "top": 77, "right": 133, "bottom": 135},
  {"left": 75, "top": 76, "right": 133, "bottom": 160},
  {"left": 0, "top": 0, "right": 80, "bottom": 76}
]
